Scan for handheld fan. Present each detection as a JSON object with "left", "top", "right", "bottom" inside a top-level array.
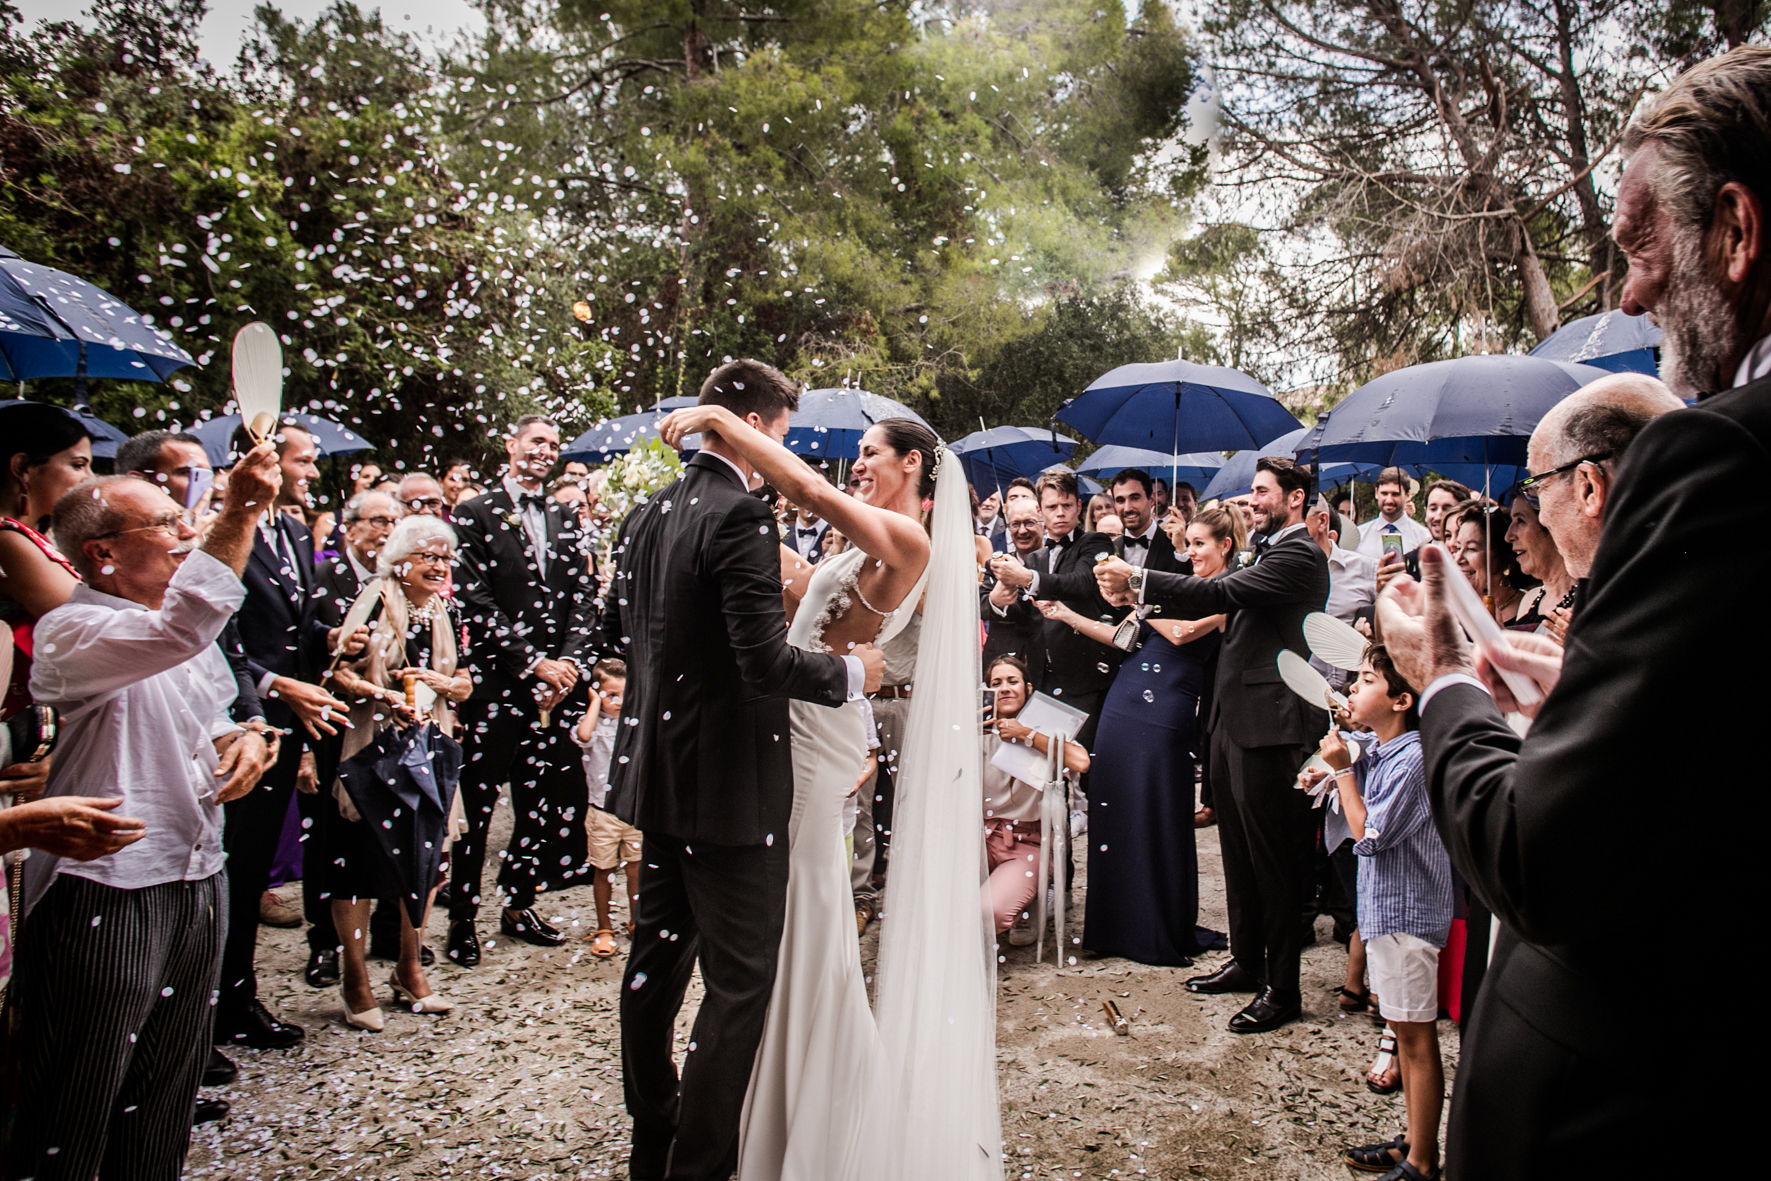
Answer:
[
  {"left": 1303, "top": 612, "right": 1367, "bottom": 673},
  {"left": 231, "top": 322, "right": 284, "bottom": 446},
  {"left": 326, "top": 587, "right": 385, "bottom": 675},
  {"left": 1430, "top": 543, "right": 1544, "bottom": 708},
  {"left": 1277, "top": 649, "right": 1347, "bottom": 714}
]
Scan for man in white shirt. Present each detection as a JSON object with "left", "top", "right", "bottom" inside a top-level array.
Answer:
[
  {"left": 1306, "top": 497, "right": 1376, "bottom": 681},
  {"left": 787, "top": 500, "right": 829, "bottom": 563},
  {"left": 1355, "top": 466, "right": 1431, "bottom": 564},
  {"left": 13, "top": 445, "right": 282, "bottom": 1180}
]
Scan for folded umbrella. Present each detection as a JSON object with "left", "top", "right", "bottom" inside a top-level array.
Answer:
[{"left": 336, "top": 721, "right": 463, "bottom": 927}]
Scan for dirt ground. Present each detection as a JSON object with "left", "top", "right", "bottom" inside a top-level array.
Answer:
[{"left": 188, "top": 789, "right": 1458, "bottom": 1180}]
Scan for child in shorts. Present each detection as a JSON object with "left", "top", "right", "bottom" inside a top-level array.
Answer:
[
  {"left": 573, "top": 658, "right": 642, "bottom": 959},
  {"left": 1318, "top": 645, "right": 1453, "bottom": 1181}
]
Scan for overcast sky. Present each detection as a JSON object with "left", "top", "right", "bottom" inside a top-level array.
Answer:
[{"left": 11, "top": 0, "right": 484, "bottom": 65}]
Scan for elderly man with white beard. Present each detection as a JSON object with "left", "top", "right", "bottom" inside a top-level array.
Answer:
[
  {"left": 1374, "top": 47, "right": 1769, "bottom": 1180},
  {"left": 11, "top": 443, "right": 283, "bottom": 1180}
]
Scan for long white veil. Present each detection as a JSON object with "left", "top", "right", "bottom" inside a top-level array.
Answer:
[{"left": 865, "top": 446, "right": 1003, "bottom": 1181}]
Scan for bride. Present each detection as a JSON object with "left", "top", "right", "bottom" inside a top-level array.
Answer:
[{"left": 658, "top": 405, "right": 1001, "bottom": 1181}]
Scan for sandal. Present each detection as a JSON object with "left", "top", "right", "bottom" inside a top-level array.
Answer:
[
  {"left": 1343, "top": 1133, "right": 1408, "bottom": 1173},
  {"left": 1375, "top": 1161, "right": 1439, "bottom": 1181},
  {"left": 1366, "top": 1028, "right": 1401, "bottom": 1094},
  {"left": 587, "top": 928, "right": 618, "bottom": 958},
  {"left": 855, "top": 898, "right": 877, "bottom": 937},
  {"left": 1338, "top": 986, "right": 1371, "bottom": 1013}
]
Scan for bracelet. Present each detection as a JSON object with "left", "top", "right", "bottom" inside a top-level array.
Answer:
[{"left": 1334, "top": 767, "right": 1356, "bottom": 778}]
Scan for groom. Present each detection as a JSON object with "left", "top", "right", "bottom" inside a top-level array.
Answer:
[{"left": 604, "top": 359, "right": 884, "bottom": 1181}]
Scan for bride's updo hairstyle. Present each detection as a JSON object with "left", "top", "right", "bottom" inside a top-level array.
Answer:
[
  {"left": 871, "top": 418, "right": 941, "bottom": 501},
  {"left": 699, "top": 358, "right": 801, "bottom": 419}
]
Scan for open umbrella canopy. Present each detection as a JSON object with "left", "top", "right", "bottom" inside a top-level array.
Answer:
[
  {"left": 783, "top": 388, "right": 936, "bottom": 460},
  {"left": 1528, "top": 309, "right": 1661, "bottom": 375},
  {"left": 1201, "top": 429, "right": 1381, "bottom": 502},
  {"left": 187, "top": 411, "right": 373, "bottom": 467},
  {"left": 1296, "top": 355, "right": 1610, "bottom": 471},
  {"left": 336, "top": 721, "right": 463, "bottom": 928},
  {"left": 1056, "top": 359, "right": 1302, "bottom": 454},
  {"left": 0, "top": 246, "right": 195, "bottom": 382},
  {"left": 950, "top": 426, "right": 1076, "bottom": 492},
  {"left": 1073, "top": 444, "right": 1223, "bottom": 486},
  {"left": 0, "top": 398, "right": 128, "bottom": 458},
  {"left": 561, "top": 409, "right": 667, "bottom": 464}
]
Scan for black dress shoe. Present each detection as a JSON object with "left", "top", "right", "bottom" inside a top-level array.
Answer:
[
  {"left": 501, "top": 907, "right": 565, "bottom": 946},
  {"left": 193, "top": 1098, "right": 230, "bottom": 1125},
  {"left": 305, "top": 946, "right": 340, "bottom": 989},
  {"left": 1228, "top": 986, "right": 1302, "bottom": 1034},
  {"left": 202, "top": 1048, "right": 238, "bottom": 1087},
  {"left": 214, "top": 998, "right": 305, "bottom": 1049},
  {"left": 1185, "top": 960, "right": 1260, "bottom": 994},
  {"left": 447, "top": 920, "right": 481, "bottom": 967}
]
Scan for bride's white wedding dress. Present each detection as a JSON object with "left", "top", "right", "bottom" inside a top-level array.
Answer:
[{"left": 738, "top": 451, "right": 1001, "bottom": 1181}]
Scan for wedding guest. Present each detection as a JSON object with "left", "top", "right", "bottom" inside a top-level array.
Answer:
[
  {"left": 323, "top": 516, "right": 470, "bottom": 1030},
  {"left": 552, "top": 478, "right": 593, "bottom": 529},
  {"left": 1152, "top": 476, "right": 1171, "bottom": 520},
  {"left": 399, "top": 471, "right": 449, "bottom": 519},
  {"left": 115, "top": 429, "right": 216, "bottom": 518},
  {"left": 1094, "top": 513, "right": 1123, "bottom": 538},
  {"left": 1421, "top": 479, "right": 1471, "bottom": 544},
  {"left": 574, "top": 659, "right": 639, "bottom": 960},
  {"left": 1376, "top": 49, "right": 1765, "bottom": 1175},
  {"left": 441, "top": 461, "right": 474, "bottom": 508},
  {"left": 1303, "top": 647, "right": 1451, "bottom": 1181},
  {"left": 1109, "top": 469, "right": 1183, "bottom": 570},
  {"left": 787, "top": 500, "right": 830, "bottom": 564},
  {"left": 981, "top": 655, "right": 1089, "bottom": 937},
  {"left": 981, "top": 497, "right": 1046, "bottom": 669},
  {"left": 1051, "top": 505, "right": 1242, "bottom": 965},
  {"left": 12, "top": 447, "right": 280, "bottom": 1180},
  {"left": 1172, "top": 481, "right": 1199, "bottom": 525},
  {"left": 218, "top": 421, "right": 353, "bottom": 1046},
  {"left": 1, "top": 403, "right": 93, "bottom": 713},
  {"left": 1084, "top": 492, "right": 1115, "bottom": 532},
  {"left": 976, "top": 487, "right": 1003, "bottom": 537},
  {"left": 1356, "top": 467, "right": 1430, "bottom": 563},
  {"left": 449, "top": 414, "right": 599, "bottom": 965},
  {"left": 1443, "top": 502, "right": 1527, "bottom": 623},
  {"left": 1503, "top": 491, "right": 1573, "bottom": 630},
  {"left": 822, "top": 527, "right": 848, "bottom": 557},
  {"left": 1097, "top": 457, "right": 1328, "bottom": 1033},
  {"left": 351, "top": 462, "right": 383, "bottom": 494}
]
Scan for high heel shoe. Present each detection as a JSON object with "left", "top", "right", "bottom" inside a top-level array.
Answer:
[
  {"left": 341, "top": 988, "right": 384, "bottom": 1032},
  {"left": 389, "top": 974, "right": 455, "bottom": 1015}
]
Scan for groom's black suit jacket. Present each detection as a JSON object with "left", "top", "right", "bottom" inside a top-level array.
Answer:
[
  {"left": 604, "top": 452, "right": 848, "bottom": 845},
  {"left": 1139, "top": 527, "right": 1328, "bottom": 748},
  {"left": 1414, "top": 381, "right": 1762, "bottom": 1176}
]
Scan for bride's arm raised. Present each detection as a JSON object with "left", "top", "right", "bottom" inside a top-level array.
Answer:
[{"left": 660, "top": 405, "right": 929, "bottom": 572}]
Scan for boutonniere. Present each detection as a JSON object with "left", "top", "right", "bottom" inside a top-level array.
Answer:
[
  {"left": 1235, "top": 547, "right": 1257, "bottom": 569},
  {"left": 503, "top": 510, "right": 523, "bottom": 529}
]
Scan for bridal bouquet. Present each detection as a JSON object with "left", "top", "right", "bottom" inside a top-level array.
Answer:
[{"left": 599, "top": 437, "right": 683, "bottom": 523}]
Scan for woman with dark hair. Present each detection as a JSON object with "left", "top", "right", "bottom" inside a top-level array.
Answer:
[
  {"left": 1445, "top": 500, "right": 1531, "bottom": 624},
  {"left": 1039, "top": 504, "right": 1243, "bottom": 965},
  {"left": 1506, "top": 490, "right": 1574, "bottom": 632},
  {"left": 0, "top": 403, "right": 93, "bottom": 714}
]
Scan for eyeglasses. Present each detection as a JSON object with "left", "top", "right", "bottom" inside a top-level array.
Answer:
[
  {"left": 356, "top": 516, "right": 401, "bottom": 529},
  {"left": 405, "top": 497, "right": 443, "bottom": 511},
  {"left": 1516, "top": 452, "right": 1612, "bottom": 506},
  {"left": 404, "top": 551, "right": 451, "bottom": 567},
  {"left": 93, "top": 511, "right": 185, "bottom": 540}
]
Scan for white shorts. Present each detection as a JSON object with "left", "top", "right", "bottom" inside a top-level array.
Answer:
[{"left": 1366, "top": 931, "right": 1442, "bottom": 1024}]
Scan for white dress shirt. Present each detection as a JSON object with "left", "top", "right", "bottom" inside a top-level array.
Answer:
[
  {"left": 1354, "top": 512, "right": 1430, "bottom": 563},
  {"left": 1324, "top": 543, "right": 1377, "bottom": 623},
  {"left": 24, "top": 550, "right": 244, "bottom": 912},
  {"left": 1735, "top": 334, "right": 1771, "bottom": 388},
  {"left": 503, "top": 473, "right": 551, "bottom": 579},
  {"left": 792, "top": 517, "right": 825, "bottom": 561},
  {"left": 1118, "top": 517, "right": 1161, "bottom": 569}
]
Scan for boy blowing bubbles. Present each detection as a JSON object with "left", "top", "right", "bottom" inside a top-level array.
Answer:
[
  {"left": 573, "top": 659, "right": 642, "bottom": 959},
  {"left": 1300, "top": 647, "right": 1453, "bottom": 1181}
]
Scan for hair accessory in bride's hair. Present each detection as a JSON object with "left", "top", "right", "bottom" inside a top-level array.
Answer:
[{"left": 930, "top": 445, "right": 947, "bottom": 485}]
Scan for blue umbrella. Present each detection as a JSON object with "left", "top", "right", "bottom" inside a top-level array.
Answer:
[
  {"left": 1055, "top": 359, "right": 1302, "bottom": 454},
  {"left": 1074, "top": 444, "right": 1223, "bottom": 486},
  {"left": 0, "top": 246, "right": 195, "bottom": 382},
  {"left": 187, "top": 412, "right": 373, "bottom": 467},
  {"left": 950, "top": 426, "right": 1076, "bottom": 492},
  {"left": 560, "top": 409, "right": 667, "bottom": 465},
  {"left": 1201, "top": 429, "right": 1383, "bottom": 502},
  {"left": 783, "top": 388, "right": 937, "bottom": 460},
  {"left": 1296, "top": 355, "right": 1610, "bottom": 473},
  {"left": 1529, "top": 309, "right": 1660, "bottom": 376}
]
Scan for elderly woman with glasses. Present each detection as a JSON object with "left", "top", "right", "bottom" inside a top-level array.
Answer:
[{"left": 324, "top": 516, "right": 472, "bottom": 1030}]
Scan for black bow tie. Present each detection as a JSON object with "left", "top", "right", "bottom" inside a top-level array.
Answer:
[
  {"left": 516, "top": 492, "right": 545, "bottom": 508},
  {"left": 1123, "top": 535, "right": 1149, "bottom": 549},
  {"left": 798, "top": 526, "right": 820, "bottom": 536},
  {"left": 1045, "top": 536, "right": 1064, "bottom": 549}
]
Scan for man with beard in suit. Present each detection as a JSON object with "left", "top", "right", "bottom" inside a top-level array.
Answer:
[
  {"left": 1370, "top": 50, "right": 1763, "bottom": 1176},
  {"left": 215, "top": 421, "right": 356, "bottom": 1049},
  {"left": 1097, "top": 456, "right": 1328, "bottom": 1034},
  {"left": 448, "top": 415, "right": 601, "bottom": 965}
]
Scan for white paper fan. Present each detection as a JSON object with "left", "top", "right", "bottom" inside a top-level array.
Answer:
[
  {"left": 326, "top": 585, "right": 383, "bottom": 672},
  {"left": 232, "top": 322, "right": 284, "bottom": 445},
  {"left": 1277, "top": 649, "right": 1346, "bottom": 713},
  {"left": 1303, "top": 611, "right": 1367, "bottom": 672}
]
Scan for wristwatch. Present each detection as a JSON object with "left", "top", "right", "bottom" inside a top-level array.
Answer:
[{"left": 1125, "top": 566, "right": 1144, "bottom": 598}]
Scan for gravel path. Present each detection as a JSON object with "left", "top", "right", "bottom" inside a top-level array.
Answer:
[{"left": 189, "top": 792, "right": 1458, "bottom": 1180}]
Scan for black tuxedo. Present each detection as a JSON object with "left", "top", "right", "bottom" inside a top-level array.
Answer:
[
  {"left": 1419, "top": 382, "right": 1761, "bottom": 1175},
  {"left": 604, "top": 452, "right": 847, "bottom": 1181},
  {"left": 787, "top": 517, "right": 829, "bottom": 564},
  {"left": 219, "top": 512, "right": 334, "bottom": 1017},
  {"left": 1114, "top": 521, "right": 1188, "bottom": 576},
  {"left": 993, "top": 529, "right": 1125, "bottom": 714},
  {"left": 980, "top": 544, "right": 1045, "bottom": 670},
  {"left": 450, "top": 481, "right": 600, "bottom": 918},
  {"left": 1141, "top": 526, "right": 1329, "bottom": 999}
]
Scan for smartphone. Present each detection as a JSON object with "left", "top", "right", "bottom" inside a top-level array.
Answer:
[
  {"left": 979, "top": 685, "right": 995, "bottom": 722},
  {"left": 1380, "top": 532, "right": 1405, "bottom": 563}
]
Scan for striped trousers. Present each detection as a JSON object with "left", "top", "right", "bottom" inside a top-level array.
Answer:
[{"left": 6, "top": 871, "right": 226, "bottom": 1181}]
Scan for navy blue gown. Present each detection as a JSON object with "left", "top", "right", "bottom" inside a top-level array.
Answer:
[{"left": 1082, "top": 623, "right": 1219, "bottom": 965}]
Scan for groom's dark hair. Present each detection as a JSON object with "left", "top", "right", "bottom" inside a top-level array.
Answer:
[{"left": 699, "top": 359, "right": 801, "bottom": 422}]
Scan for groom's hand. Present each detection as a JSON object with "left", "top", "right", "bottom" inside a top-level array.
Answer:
[{"left": 852, "top": 643, "right": 885, "bottom": 695}]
